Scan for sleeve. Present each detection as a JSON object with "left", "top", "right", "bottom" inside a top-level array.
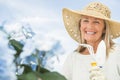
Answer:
[
  {"left": 105, "top": 44, "right": 120, "bottom": 80},
  {"left": 60, "top": 53, "right": 74, "bottom": 80},
  {"left": 114, "top": 44, "right": 120, "bottom": 78},
  {"left": 111, "top": 44, "right": 120, "bottom": 80},
  {"left": 116, "top": 47, "right": 120, "bottom": 78}
]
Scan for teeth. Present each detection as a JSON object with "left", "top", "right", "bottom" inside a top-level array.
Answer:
[{"left": 86, "top": 32, "right": 95, "bottom": 35}]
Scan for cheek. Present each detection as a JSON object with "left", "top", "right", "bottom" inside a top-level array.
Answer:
[
  {"left": 80, "top": 26, "right": 85, "bottom": 38},
  {"left": 80, "top": 27, "right": 83, "bottom": 34},
  {"left": 80, "top": 25, "right": 85, "bottom": 32},
  {"left": 99, "top": 27, "right": 105, "bottom": 35},
  {"left": 99, "top": 23, "right": 105, "bottom": 34}
]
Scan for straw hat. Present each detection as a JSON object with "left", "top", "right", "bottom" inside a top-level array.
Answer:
[{"left": 62, "top": 2, "right": 120, "bottom": 43}]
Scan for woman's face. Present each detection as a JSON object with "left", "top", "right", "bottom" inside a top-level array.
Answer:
[{"left": 80, "top": 16, "right": 105, "bottom": 43}]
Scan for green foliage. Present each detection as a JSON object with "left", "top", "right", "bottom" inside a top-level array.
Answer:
[
  {"left": 0, "top": 22, "right": 67, "bottom": 80},
  {"left": 9, "top": 39, "right": 67, "bottom": 80},
  {"left": 17, "top": 72, "right": 38, "bottom": 80},
  {"left": 36, "top": 66, "right": 50, "bottom": 73},
  {"left": 20, "top": 64, "right": 33, "bottom": 74},
  {"left": 17, "top": 66, "right": 66, "bottom": 80},
  {"left": 40, "top": 72, "right": 66, "bottom": 80},
  {"left": 18, "top": 71, "right": 66, "bottom": 80},
  {"left": 9, "top": 39, "right": 24, "bottom": 57}
]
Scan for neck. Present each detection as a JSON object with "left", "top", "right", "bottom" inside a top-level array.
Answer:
[
  {"left": 87, "top": 40, "right": 102, "bottom": 53},
  {"left": 81, "top": 40, "right": 102, "bottom": 55}
]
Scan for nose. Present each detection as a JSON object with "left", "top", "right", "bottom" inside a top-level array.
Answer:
[{"left": 87, "top": 22, "right": 94, "bottom": 29}]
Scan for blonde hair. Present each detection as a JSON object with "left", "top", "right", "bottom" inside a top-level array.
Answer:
[{"left": 76, "top": 20, "right": 114, "bottom": 57}]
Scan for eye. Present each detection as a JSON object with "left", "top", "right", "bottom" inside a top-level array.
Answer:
[
  {"left": 94, "top": 21, "right": 100, "bottom": 24},
  {"left": 82, "top": 19, "right": 89, "bottom": 22}
]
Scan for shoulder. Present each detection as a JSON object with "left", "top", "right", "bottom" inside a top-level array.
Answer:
[
  {"left": 109, "top": 43, "right": 120, "bottom": 61},
  {"left": 110, "top": 43, "right": 120, "bottom": 72},
  {"left": 113, "top": 43, "right": 120, "bottom": 58},
  {"left": 64, "top": 51, "right": 84, "bottom": 63},
  {"left": 65, "top": 51, "right": 79, "bottom": 60}
]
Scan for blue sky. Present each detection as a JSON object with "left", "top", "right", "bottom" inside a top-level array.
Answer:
[{"left": 0, "top": 0, "right": 120, "bottom": 53}]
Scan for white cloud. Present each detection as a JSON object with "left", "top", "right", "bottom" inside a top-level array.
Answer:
[
  {"left": 4, "top": 22, "right": 22, "bottom": 33},
  {"left": 21, "top": 16, "right": 59, "bottom": 25},
  {"left": 1, "top": 0, "right": 120, "bottom": 53}
]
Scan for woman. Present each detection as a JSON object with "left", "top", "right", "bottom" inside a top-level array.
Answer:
[{"left": 61, "top": 2, "right": 120, "bottom": 80}]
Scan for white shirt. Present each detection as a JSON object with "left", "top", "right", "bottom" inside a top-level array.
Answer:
[{"left": 60, "top": 44, "right": 120, "bottom": 80}]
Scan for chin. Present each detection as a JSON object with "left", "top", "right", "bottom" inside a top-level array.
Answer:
[{"left": 85, "top": 39, "right": 96, "bottom": 43}]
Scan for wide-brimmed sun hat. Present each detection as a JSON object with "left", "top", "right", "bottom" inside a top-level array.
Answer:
[{"left": 62, "top": 2, "right": 120, "bottom": 43}]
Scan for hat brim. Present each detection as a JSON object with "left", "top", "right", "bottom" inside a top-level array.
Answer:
[{"left": 62, "top": 8, "right": 120, "bottom": 43}]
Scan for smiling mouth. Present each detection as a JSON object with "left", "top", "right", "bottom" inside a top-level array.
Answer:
[{"left": 86, "top": 31, "right": 96, "bottom": 35}]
